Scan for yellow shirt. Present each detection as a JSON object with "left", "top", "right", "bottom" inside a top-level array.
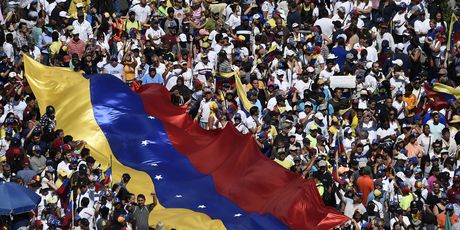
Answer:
[
  {"left": 68, "top": 0, "right": 90, "bottom": 18},
  {"left": 50, "top": 41, "right": 62, "bottom": 55},
  {"left": 267, "top": 18, "right": 286, "bottom": 28},
  {"left": 400, "top": 193, "right": 414, "bottom": 211},
  {"left": 274, "top": 158, "right": 293, "bottom": 169},
  {"left": 123, "top": 19, "right": 142, "bottom": 32}
]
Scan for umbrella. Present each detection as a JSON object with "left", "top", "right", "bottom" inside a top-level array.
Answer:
[{"left": 0, "top": 182, "right": 41, "bottom": 215}]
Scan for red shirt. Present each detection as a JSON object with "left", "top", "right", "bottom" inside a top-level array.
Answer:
[
  {"left": 67, "top": 39, "right": 86, "bottom": 58},
  {"left": 357, "top": 175, "right": 374, "bottom": 206}
]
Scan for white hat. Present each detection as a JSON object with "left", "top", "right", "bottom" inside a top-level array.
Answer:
[
  {"left": 396, "top": 171, "right": 406, "bottom": 179},
  {"left": 318, "top": 160, "right": 327, "bottom": 167},
  {"left": 396, "top": 43, "right": 404, "bottom": 50},
  {"left": 72, "top": 30, "right": 79, "bottom": 35},
  {"left": 395, "top": 154, "right": 408, "bottom": 161},
  {"left": 314, "top": 112, "right": 324, "bottom": 120},
  {"left": 337, "top": 34, "right": 347, "bottom": 41},
  {"left": 306, "top": 66, "right": 315, "bottom": 73},
  {"left": 76, "top": 3, "right": 84, "bottom": 8},
  {"left": 8, "top": 72, "right": 17, "bottom": 78},
  {"left": 253, "top": 14, "right": 261, "bottom": 20},
  {"left": 56, "top": 0, "right": 66, "bottom": 3},
  {"left": 276, "top": 69, "right": 284, "bottom": 75},
  {"left": 298, "top": 112, "right": 307, "bottom": 120},
  {"left": 292, "top": 23, "right": 299, "bottom": 28},
  {"left": 131, "top": 44, "right": 140, "bottom": 50},
  {"left": 179, "top": 33, "right": 187, "bottom": 42},
  {"left": 326, "top": 54, "right": 338, "bottom": 60},
  {"left": 391, "top": 59, "right": 403, "bottom": 67},
  {"left": 59, "top": 11, "right": 70, "bottom": 18}
]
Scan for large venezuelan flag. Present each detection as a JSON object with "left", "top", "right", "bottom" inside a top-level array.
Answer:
[{"left": 24, "top": 55, "right": 349, "bottom": 230}]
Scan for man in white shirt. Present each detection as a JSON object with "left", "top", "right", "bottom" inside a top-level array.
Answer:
[
  {"left": 261, "top": 0, "right": 275, "bottom": 20},
  {"left": 417, "top": 124, "right": 433, "bottom": 155},
  {"left": 3, "top": 34, "right": 14, "bottom": 63},
  {"left": 193, "top": 54, "right": 214, "bottom": 83},
  {"left": 392, "top": 4, "right": 407, "bottom": 42},
  {"left": 144, "top": 19, "right": 164, "bottom": 45},
  {"left": 72, "top": 12, "right": 93, "bottom": 42},
  {"left": 78, "top": 197, "right": 95, "bottom": 230},
  {"left": 195, "top": 89, "right": 212, "bottom": 129},
  {"left": 103, "top": 58, "right": 125, "bottom": 82},
  {"left": 130, "top": 0, "right": 151, "bottom": 24},
  {"left": 414, "top": 12, "right": 429, "bottom": 42}
]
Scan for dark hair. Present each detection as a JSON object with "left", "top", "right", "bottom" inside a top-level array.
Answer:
[
  {"left": 63, "top": 135, "right": 73, "bottom": 144},
  {"left": 81, "top": 197, "right": 90, "bottom": 207},
  {"left": 137, "top": 194, "right": 146, "bottom": 200},
  {"left": 249, "top": 106, "right": 259, "bottom": 116}
]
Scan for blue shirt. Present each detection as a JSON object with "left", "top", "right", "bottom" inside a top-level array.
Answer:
[
  {"left": 331, "top": 46, "right": 348, "bottom": 70},
  {"left": 142, "top": 73, "right": 164, "bottom": 85}
]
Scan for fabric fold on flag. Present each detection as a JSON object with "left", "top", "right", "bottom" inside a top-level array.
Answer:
[{"left": 137, "top": 84, "right": 350, "bottom": 230}]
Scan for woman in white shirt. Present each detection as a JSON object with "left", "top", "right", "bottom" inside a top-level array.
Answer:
[{"left": 225, "top": 4, "right": 241, "bottom": 30}]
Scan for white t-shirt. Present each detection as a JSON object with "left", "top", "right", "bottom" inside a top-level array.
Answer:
[
  {"left": 414, "top": 19, "right": 430, "bottom": 35},
  {"left": 3, "top": 43, "right": 14, "bottom": 63},
  {"left": 376, "top": 127, "right": 395, "bottom": 140},
  {"left": 392, "top": 100, "right": 406, "bottom": 120},
  {"left": 145, "top": 27, "right": 165, "bottom": 45},
  {"left": 198, "top": 100, "right": 211, "bottom": 123},
  {"left": 131, "top": 4, "right": 151, "bottom": 24},
  {"left": 261, "top": 1, "right": 275, "bottom": 19},
  {"left": 393, "top": 12, "right": 407, "bottom": 35},
  {"left": 103, "top": 63, "right": 124, "bottom": 81},
  {"left": 314, "top": 18, "right": 334, "bottom": 37}
]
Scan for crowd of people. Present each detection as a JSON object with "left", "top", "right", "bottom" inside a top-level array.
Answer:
[{"left": 0, "top": 0, "right": 460, "bottom": 229}]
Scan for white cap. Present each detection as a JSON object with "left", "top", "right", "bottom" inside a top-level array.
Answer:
[
  {"left": 396, "top": 171, "right": 406, "bottom": 179},
  {"left": 298, "top": 112, "right": 307, "bottom": 120},
  {"left": 56, "top": 0, "right": 66, "bottom": 3},
  {"left": 392, "top": 59, "right": 403, "bottom": 67},
  {"left": 314, "top": 112, "right": 324, "bottom": 120},
  {"left": 306, "top": 66, "right": 315, "bottom": 73},
  {"left": 327, "top": 54, "right": 337, "bottom": 60},
  {"left": 72, "top": 30, "right": 79, "bottom": 35},
  {"left": 253, "top": 14, "right": 260, "bottom": 20},
  {"left": 337, "top": 34, "right": 347, "bottom": 41},
  {"left": 59, "top": 11, "right": 70, "bottom": 18},
  {"left": 179, "top": 33, "right": 187, "bottom": 42},
  {"left": 396, "top": 43, "right": 404, "bottom": 50},
  {"left": 292, "top": 23, "right": 299, "bottom": 28},
  {"left": 276, "top": 69, "right": 284, "bottom": 75},
  {"left": 8, "top": 72, "right": 17, "bottom": 78},
  {"left": 131, "top": 44, "right": 140, "bottom": 50},
  {"left": 76, "top": 3, "right": 84, "bottom": 8}
]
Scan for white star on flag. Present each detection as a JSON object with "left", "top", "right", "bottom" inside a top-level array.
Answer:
[
  {"left": 175, "top": 195, "right": 183, "bottom": 198},
  {"left": 141, "top": 140, "right": 155, "bottom": 146},
  {"left": 234, "top": 213, "right": 242, "bottom": 217},
  {"left": 150, "top": 163, "right": 158, "bottom": 167},
  {"left": 148, "top": 116, "right": 156, "bottom": 119},
  {"left": 197, "top": 205, "right": 206, "bottom": 209},
  {"left": 154, "top": 175, "right": 163, "bottom": 180}
]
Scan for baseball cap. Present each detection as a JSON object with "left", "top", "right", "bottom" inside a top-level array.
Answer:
[
  {"left": 314, "top": 112, "right": 324, "bottom": 120},
  {"left": 392, "top": 59, "right": 403, "bottom": 67},
  {"left": 318, "top": 160, "right": 327, "bottom": 167}
]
